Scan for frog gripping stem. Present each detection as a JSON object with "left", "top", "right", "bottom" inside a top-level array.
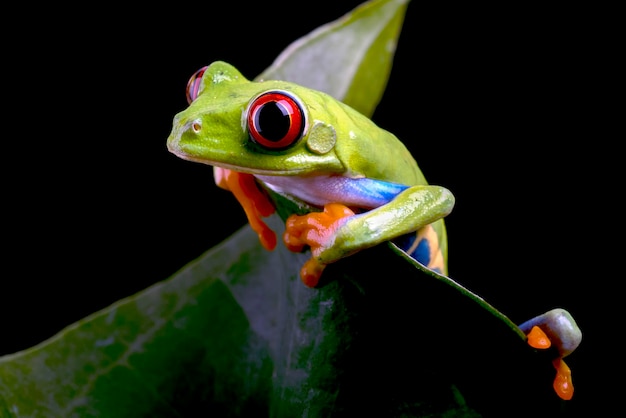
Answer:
[{"left": 519, "top": 308, "right": 582, "bottom": 401}]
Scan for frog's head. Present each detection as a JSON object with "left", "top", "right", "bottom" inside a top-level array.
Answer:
[{"left": 167, "top": 61, "right": 345, "bottom": 176}]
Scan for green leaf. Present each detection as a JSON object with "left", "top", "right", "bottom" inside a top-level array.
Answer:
[
  {"left": 0, "top": 230, "right": 275, "bottom": 417},
  {"left": 0, "top": 220, "right": 560, "bottom": 417},
  {"left": 0, "top": 0, "right": 569, "bottom": 416},
  {"left": 257, "top": 0, "right": 410, "bottom": 117}
]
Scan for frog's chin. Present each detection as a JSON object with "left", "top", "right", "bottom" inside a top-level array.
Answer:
[
  {"left": 167, "top": 151, "right": 296, "bottom": 175},
  {"left": 203, "top": 160, "right": 328, "bottom": 176}
]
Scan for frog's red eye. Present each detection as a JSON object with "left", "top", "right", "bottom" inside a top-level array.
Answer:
[
  {"left": 246, "top": 91, "right": 305, "bottom": 150},
  {"left": 185, "top": 66, "right": 207, "bottom": 104}
]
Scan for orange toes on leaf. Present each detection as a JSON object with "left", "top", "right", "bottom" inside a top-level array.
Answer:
[
  {"left": 527, "top": 326, "right": 551, "bottom": 349},
  {"left": 283, "top": 203, "right": 354, "bottom": 287},
  {"left": 283, "top": 203, "right": 354, "bottom": 254}
]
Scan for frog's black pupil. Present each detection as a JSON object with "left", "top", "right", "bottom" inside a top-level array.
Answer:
[{"left": 257, "top": 102, "right": 290, "bottom": 141}]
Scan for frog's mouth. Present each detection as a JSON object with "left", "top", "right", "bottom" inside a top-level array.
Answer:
[{"left": 167, "top": 129, "right": 343, "bottom": 177}]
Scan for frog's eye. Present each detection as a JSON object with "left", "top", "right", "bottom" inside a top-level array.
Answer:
[
  {"left": 246, "top": 91, "right": 305, "bottom": 150},
  {"left": 185, "top": 66, "right": 207, "bottom": 104}
]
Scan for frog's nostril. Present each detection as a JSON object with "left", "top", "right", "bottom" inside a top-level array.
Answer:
[{"left": 191, "top": 119, "right": 202, "bottom": 133}]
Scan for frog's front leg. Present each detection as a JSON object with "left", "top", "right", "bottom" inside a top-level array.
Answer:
[
  {"left": 284, "top": 184, "right": 454, "bottom": 287},
  {"left": 214, "top": 167, "right": 277, "bottom": 251}
]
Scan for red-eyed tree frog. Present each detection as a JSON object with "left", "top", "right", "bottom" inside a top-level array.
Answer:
[
  {"left": 167, "top": 61, "right": 454, "bottom": 288},
  {"left": 167, "top": 61, "right": 582, "bottom": 402}
]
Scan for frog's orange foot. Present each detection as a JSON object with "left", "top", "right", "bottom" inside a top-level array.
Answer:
[
  {"left": 283, "top": 203, "right": 354, "bottom": 287},
  {"left": 519, "top": 309, "right": 582, "bottom": 401},
  {"left": 283, "top": 203, "right": 354, "bottom": 254}
]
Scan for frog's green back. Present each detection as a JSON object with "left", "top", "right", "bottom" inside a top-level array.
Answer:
[{"left": 299, "top": 87, "right": 429, "bottom": 187}]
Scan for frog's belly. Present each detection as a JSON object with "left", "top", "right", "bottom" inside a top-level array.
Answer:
[{"left": 256, "top": 174, "right": 408, "bottom": 209}]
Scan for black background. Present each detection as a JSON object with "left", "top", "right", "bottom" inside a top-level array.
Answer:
[{"left": 2, "top": 1, "right": 616, "bottom": 416}]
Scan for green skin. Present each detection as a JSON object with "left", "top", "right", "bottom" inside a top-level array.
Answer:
[{"left": 167, "top": 61, "right": 455, "bottom": 274}]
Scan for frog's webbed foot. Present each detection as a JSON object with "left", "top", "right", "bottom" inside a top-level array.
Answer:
[
  {"left": 283, "top": 203, "right": 355, "bottom": 287},
  {"left": 519, "top": 308, "right": 582, "bottom": 400}
]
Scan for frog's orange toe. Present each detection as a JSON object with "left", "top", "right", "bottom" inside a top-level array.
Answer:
[
  {"left": 553, "top": 358, "right": 574, "bottom": 400},
  {"left": 300, "top": 258, "right": 326, "bottom": 288},
  {"left": 283, "top": 215, "right": 307, "bottom": 252},
  {"left": 258, "top": 227, "right": 277, "bottom": 251},
  {"left": 527, "top": 326, "right": 551, "bottom": 349}
]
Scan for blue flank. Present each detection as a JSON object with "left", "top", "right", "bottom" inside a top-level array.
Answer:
[
  {"left": 345, "top": 178, "right": 409, "bottom": 208},
  {"left": 393, "top": 229, "right": 443, "bottom": 274},
  {"left": 413, "top": 239, "right": 432, "bottom": 268}
]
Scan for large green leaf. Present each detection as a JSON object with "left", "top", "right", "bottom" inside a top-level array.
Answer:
[
  {"left": 257, "top": 0, "right": 409, "bottom": 117},
  {"left": 0, "top": 0, "right": 570, "bottom": 416}
]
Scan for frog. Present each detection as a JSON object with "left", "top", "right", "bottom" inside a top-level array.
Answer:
[
  {"left": 167, "top": 60, "right": 455, "bottom": 289},
  {"left": 166, "top": 60, "right": 581, "bottom": 402}
]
